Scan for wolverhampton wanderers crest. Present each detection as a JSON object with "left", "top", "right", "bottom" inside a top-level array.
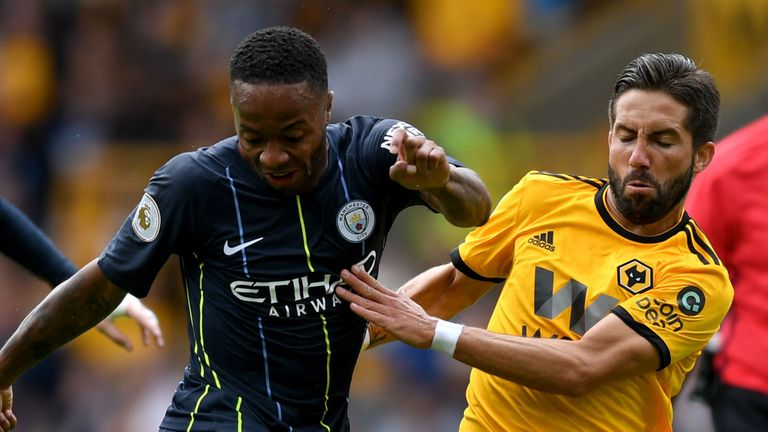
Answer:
[
  {"left": 617, "top": 259, "right": 653, "bottom": 294},
  {"left": 336, "top": 200, "right": 375, "bottom": 243}
]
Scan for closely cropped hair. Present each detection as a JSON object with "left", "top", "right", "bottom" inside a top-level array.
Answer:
[
  {"left": 608, "top": 53, "right": 720, "bottom": 149},
  {"left": 229, "top": 26, "right": 328, "bottom": 92}
]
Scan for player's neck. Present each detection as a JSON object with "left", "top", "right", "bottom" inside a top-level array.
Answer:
[{"left": 604, "top": 191, "right": 685, "bottom": 237}]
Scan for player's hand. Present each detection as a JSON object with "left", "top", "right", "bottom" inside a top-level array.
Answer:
[
  {"left": 337, "top": 266, "right": 436, "bottom": 350},
  {"left": 364, "top": 322, "right": 392, "bottom": 350},
  {"left": 96, "top": 294, "right": 165, "bottom": 351},
  {"left": 0, "top": 386, "right": 16, "bottom": 431},
  {"left": 388, "top": 126, "right": 451, "bottom": 191}
]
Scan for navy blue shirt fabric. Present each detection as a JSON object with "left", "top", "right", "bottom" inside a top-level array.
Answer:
[
  {"left": 0, "top": 197, "right": 77, "bottom": 286},
  {"left": 99, "top": 116, "right": 452, "bottom": 431}
]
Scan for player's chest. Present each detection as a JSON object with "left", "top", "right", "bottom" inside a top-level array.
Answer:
[
  {"left": 511, "top": 225, "right": 677, "bottom": 307},
  {"left": 197, "top": 183, "right": 388, "bottom": 273}
]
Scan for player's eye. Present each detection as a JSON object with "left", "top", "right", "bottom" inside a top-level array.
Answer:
[{"left": 242, "top": 136, "right": 263, "bottom": 146}]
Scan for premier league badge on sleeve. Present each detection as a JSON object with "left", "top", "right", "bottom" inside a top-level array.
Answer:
[
  {"left": 336, "top": 200, "right": 375, "bottom": 243},
  {"left": 132, "top": 193, "right": 161, "bottom": 242}
]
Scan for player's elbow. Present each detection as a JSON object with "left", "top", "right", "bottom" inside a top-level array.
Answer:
[
  {"left": 446, "top": 198, "right": 492, "bottom": 228},
  {"left": 465, "top": 194, "right": 492, "bottom": 227},
  {"left": 555, "top": 358, "right": 602, "bottom": 397}
]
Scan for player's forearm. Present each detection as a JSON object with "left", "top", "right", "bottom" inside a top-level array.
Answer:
[
  {"left": 0, "top": 261, "right": 122, "bottom": 387},
  {"left": 421, "top": 166, "right": 491, "bottom": 227},
  {"left": 452, "top": 327, "right": 594, "bottom": 396},
  {"left": 402, "top": 264, "right": 493, "bottom": 320},
  {"left": 365, "top": 265, "right": 491, "bottom": 350}
]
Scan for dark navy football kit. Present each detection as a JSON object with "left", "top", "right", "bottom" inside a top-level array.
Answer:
[{"left": 99, "top": 116, "right": 459, "bottom": 431}]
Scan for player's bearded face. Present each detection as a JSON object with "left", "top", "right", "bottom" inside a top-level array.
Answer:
[{"left": 608, "top": 160, "right": 694, "bottom": 225}]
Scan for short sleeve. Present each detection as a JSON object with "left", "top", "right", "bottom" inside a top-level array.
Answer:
[
  {"left": 451, "top": 176, "right": 527, "bottom": 281},
  {"left": 612, "top": 267, "right": 733, "bottom": 369},
  {"left": 98, "top": 153, "right": 207, "bottom": 297}
]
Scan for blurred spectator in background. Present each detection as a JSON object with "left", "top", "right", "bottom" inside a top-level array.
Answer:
[{"left": 685, "top": 115, "right": 768, "bottom": 432}]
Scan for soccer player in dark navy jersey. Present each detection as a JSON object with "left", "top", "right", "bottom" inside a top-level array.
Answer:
[{"left": 0, "top": 27, "right": 491, "bottom": 431}]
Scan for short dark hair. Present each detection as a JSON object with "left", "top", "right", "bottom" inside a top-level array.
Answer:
[
  {"left": 608, "top": 53, "right": 720, "bottom": 150},
  {"left": 229, "top": 26, "right": 328, "bottom": 92}
]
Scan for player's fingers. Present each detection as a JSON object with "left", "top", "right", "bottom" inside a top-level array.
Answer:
[
  {"left": 1, "top": 388, "right": 16, "bottom": 431},
  {"left": 96, "top": 321, "right": 134, "bottom": 351},
  {"left": 138, "top": 311, "right": 165, "bottom": 348},
  {"left": 401, "top": 133, "right": 422, "bottom": 165},
  {"left": 339, "top": 270, "right": 377, "bottom": 299},
  {"left": 0, "top": 412, "right": 10, "bottom": 431},
  {"left": 5, "top": 410, "right": 15, "bottom": 431},
  {"left": 350, "top": 265, "right": 394, "bottom": 295},
  {"left": 127, "top": 301, "right": 165, "bottom": 348},
  {"left": 341, "top": 268, "right": 392, "bottom": 301},
  {"left": 427, "top": 145, "right": 446, "bottom": 171},
  {"left": 412, "top": 140, "right": 434, "bottom": 171},
  {"left": 390, "top": 161, "right": 419, "bottom": 185},
  {"left": 335, "top": 284, "right": 364, "bottom": 304},
  {"left": 389, "top": 126, "right": 405, "bottom": 155},
  {"left": 335, "top": 285, "right": 390, "bottom": 321},
  {"left": 142, "top": 326, "right": 151, "bottom": 347},
  {"left": 348, "top": 301, "right": 390, "bottom": 324}
]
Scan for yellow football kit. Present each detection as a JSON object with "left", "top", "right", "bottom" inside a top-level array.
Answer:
[{"left": 451, "top": 171, "right": 733, "bottom": 432}]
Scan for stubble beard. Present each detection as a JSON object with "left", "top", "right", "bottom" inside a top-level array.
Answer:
[{"left": 607, "top": 162, "right": 694, "bottom": 225}]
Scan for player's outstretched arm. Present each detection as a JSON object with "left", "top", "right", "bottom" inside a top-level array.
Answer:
[
  {"left": 387, "top": 127, "right": 491, "bottom": 227},
  {"left": 346, "top": 264, "right": 496, "bottom": 350},
  {"left": 0, "top": 198, "right": 164, "bottom": 351},
  {"left": 337, "top": 266, "right": 659, "bottom": 395},
  {"left": 0, "top": 260, "right": 130, "bottom": 430}
]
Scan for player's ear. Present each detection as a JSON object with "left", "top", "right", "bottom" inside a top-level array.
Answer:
[
  {"left": 325, "top": 91, "right": 334, "bottom": 123},
  {"left": 693, "top": 141, "right": 715, "bottom": 174}
]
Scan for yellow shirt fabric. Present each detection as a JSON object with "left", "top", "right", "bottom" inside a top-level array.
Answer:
[{"left": 453, "top": 171, "right": 733, "bottom": 432}]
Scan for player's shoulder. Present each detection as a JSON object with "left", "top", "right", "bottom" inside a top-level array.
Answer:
[
  {"left": 663, "top": 252, "right": 733, "bottom": 313},
  {"left": 520, "top": 170, "right": 607, "bottom": 191},
  {"left": 160, "top": 137, "right": 237, "bottom": 175},
  {"left": 673, "top": 218, "right": 728, "bottom": 270},
  {"left": 149, "top": 137, "right": 238, "bottom": 196},
  {"left": 328, "top": 116, "right": 425, "bottom": 152},
  {"left": 663, "top": 220, "right": 733, "bottom": 298}
]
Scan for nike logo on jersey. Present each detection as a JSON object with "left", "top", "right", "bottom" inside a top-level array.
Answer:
[{"left": 223, "top": 237, "right": 264, "bottom": 256}]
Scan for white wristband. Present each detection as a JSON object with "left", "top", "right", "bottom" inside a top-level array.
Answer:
[
  {"left": 108, "top": 293, "right": 137, "bottom": 320},
  {"left": 431, "top": 319, "right": 464, "bottom": 356}
]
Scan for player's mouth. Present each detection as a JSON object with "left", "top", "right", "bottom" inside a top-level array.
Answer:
[
  {"left": 265, "top": 170, "right": 299, "bottom": 187},
  {"left": 626, "top": 180, "right": 656, "bottom": 194}
]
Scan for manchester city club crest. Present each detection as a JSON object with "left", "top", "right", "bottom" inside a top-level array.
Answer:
[{"left": 336, "top": 200, "right": 375, "bottom": 243}]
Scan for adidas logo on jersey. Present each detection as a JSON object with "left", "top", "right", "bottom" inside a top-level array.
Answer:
[{"left": 528, "top": 231, "right": 555, "bottom": 252}]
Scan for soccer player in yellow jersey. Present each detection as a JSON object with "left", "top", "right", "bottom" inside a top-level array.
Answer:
[{"left": 336, "top": 52, "right": 733, "bottom": 431}]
